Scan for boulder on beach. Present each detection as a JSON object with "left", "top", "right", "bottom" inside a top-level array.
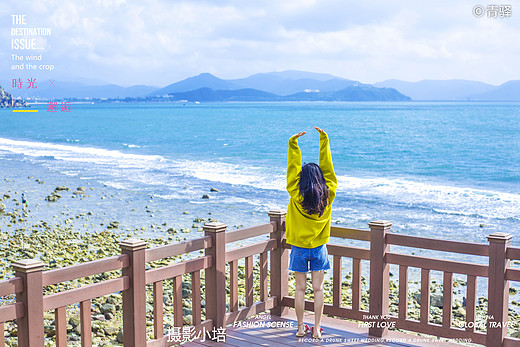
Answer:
[
  {"left": 202, "top": 194, "right": 210, "bottom": 199},
  {"left": 54, "top": 186, "right": 70, "bottom": 191},
  {"left": 107, "top": 221, "right": 120, "bottom": 229},
  {"left": 45, "top": 193, "right": 61, "bottom": 202},
  {"left": 210, "top": 188, "right": 219, "bottom": 192}
]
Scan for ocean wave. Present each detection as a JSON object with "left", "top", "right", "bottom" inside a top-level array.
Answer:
[
  {"left": 0, "top": 137, "right": 162, "bottom": 162},
  {"left": 1, "top": 137, "right": 518, "bottom": 222},
  {"left": 335, "top": 175, "right": 520, "bottom": 221}
]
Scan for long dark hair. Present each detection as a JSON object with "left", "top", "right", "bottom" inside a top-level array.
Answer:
[{"left": 298, "top": 163, "right": 329, "bottom": 216}]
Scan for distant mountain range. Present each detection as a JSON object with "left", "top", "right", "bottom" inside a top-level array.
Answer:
[
  {"left": 373, "top": 79, "right": 520, "bottom": 101},
  {"left": 2, "top": 70, "right": 518, "bottom": 101},
  {"left": 153, "top": 71, "right": 362, "bottom": 96}
]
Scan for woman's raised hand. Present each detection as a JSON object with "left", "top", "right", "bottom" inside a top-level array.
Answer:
[
  {"left": 292, "top": 131, "right": 306, "bottom": 139},
  {"left": 314, "top": 127, "right": 324, "bottom": 133}
]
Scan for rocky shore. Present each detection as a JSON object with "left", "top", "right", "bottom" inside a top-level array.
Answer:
[
  {"left": 1, "top": 179, "right": 519, "bottom": 346},
  {"left": 0, "top": 86, "right": 30, "bottom": 108}
]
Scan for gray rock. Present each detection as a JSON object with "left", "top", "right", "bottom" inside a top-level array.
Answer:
[
  {"left": 117, "top": 330, "right": 124, "bottom": 343},
  {"left": 93, "top": 314, "right": 106, "bottom": 321},
  {"left": 103, "top": 325, "right": 119, "bottom": 336},
  {"left": 182, "top": 287, "right": 191, "bottom": 299},
  {"left": 430, "top": 294, "right": 443, "bottom": 308},
  {"left": 100, "top": 303, "right": 116, "bottom": 315},
  {"left": 45, "top": 193, "right": 61, "bottom": 202},
  {"left": 105, "top": 295, "right": 119, "bottom": 304},
  {"left": 69, "top": 314, "right": 81, "bottom": 327},
  {"left": 107, "top": 221, "right": 120, "bottom": 229},
  {"left": 54, "top": 186, "right": 70, "bottom": 191}
]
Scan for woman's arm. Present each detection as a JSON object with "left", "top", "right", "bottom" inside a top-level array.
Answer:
[
  {"left": 315, "top": 127, "right": 337, "bottom": 194},
  {"left": 287, "top": 132, "right": 305, "bottom": 195}
]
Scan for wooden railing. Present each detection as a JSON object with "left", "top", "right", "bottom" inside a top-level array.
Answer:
[
  {"left": 281, "top": 222, "right": 520, "bottom": 346},
  {"left": 0, "top": 210, "right": 519, "bottom": 346}
]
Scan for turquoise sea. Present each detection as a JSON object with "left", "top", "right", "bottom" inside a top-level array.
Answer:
[{"left": 0, "top": 101, "right": 519, "bottom": 248}]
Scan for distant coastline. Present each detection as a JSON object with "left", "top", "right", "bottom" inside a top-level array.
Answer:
[{"left": 4, "top": 70, "right": 519, "bottom": 102}]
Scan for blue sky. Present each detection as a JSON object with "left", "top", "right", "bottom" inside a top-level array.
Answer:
[{"left": 2, "top": 0, "right": 519, "bottom": 86}]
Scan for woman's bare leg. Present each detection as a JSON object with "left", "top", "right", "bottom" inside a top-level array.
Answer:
[
  {"left": 295, "top": 271, "right": 307, "bottom": 335},
  {"left": 311, "top": 271, "right": 325, "bottom": 338}
]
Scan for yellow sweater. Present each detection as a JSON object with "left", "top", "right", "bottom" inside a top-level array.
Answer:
[{"left": 286, "top": 131, "right": 337, "bottom": 248}]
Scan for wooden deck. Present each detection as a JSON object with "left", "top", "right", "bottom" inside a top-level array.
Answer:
[{"left": 184, "top": 309, "right": 462, "bottom": 346}]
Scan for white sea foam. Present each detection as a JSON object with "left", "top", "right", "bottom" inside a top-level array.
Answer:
[
  {"left": 123, "top": 143, "right": 141, "bottom": 148},
  {"left": 335, "top": 175, "right": 520, "bottom": 221},
  {"left": 0, "top": 137, "right": 162, "bottom": 162}
]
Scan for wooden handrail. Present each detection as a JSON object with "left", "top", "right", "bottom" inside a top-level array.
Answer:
[
  {"left": 1, "top": 213, "right": 518, "bottom": 346},
  {"left": 145, "top": 235, "right": 212, "bottom": 263},
  {"left": 225, "top": 222, "right": 274, "bottom": 243},
  {"left": 505, "top": 268, "right": 520, "bottom": 281},
  {"left": 225, "top": 239, "right": 277, "bottom": 263},
  {"left": 327, "top": 244, "right": 370, "bottom": 260},
  {"left": 43, "top": 276, "right": 130, "bottom": 311},
  {"left": 145, "top": 255, "right": 212, "bottom": 284},
  {"left": 387, "top": 233, "right": 489, "bottom": 256},
  {"left": 386, "top": 252, "right": 488, "bottom": 277},
  {"left": 42, "top": 254, "right": 129, "bottom": 286},
  {"left": 330, "top": 226, "right": 370, "bottom": 241},
  {"left": 0, "top": 277, "right": 23, "bottom": 296},
  {"left": 0, "top": 302, "right": 24, "bottom": 323},
  {"left": 506, "top": 246, "right": 520, "bottom": 260}
]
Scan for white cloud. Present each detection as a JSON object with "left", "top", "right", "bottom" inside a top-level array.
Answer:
[{"left": 1, "top": 0, "right": 518, "bottom": 86}]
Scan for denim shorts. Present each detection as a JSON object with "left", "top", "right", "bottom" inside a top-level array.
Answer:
[{"left": 288, "top": 244, "right": 331, "bottom": 273}]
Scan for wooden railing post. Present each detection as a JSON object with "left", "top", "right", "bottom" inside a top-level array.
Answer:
[
  {"left": 368, "top": 220, "right": 391, "bottom": 337},
  {"left": 119, "top": 238, "right": 147, "bottom": 347},
  {"left": 486, "top": 232, "right": 512, "bottom": 346},
  {"left": 268, "top": 210, "right": 288, "bottom": 316},
  {"left": 203, "top": 222, "right": 227, "bottom": 330},
  {"left": 12, "top": 259, "right": 45, "bottom": 347}
]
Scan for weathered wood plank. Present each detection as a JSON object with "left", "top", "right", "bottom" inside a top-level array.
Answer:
[
  {"left": 153, "top": 281, "right": 164, "bottom": 339},
  {"left": 225, "top": 240, "right": 277, "bottom": 263},
  {"left": 42, "top": 255, "right": 129, "bottom": 286},
  {"left": 145, "top": 237, "right": 212, "bottom": 263},
  {"left": 145, "top": 256, "right": 211, "bottom": 285},
  {"left": 43, "top": 277, "right": 128, "bottom": 311},
  {"left": 226, "top": 223, "right": 274, "bottom": 244},
  {"left": 387, "top": 234, "right": 489, "bottom": 256},
  {"left": 387, "top": 253, "right": 488, "bottom": 277},
  {"left": 330, "top": 226, "right": 370, "bottom": 241}
]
